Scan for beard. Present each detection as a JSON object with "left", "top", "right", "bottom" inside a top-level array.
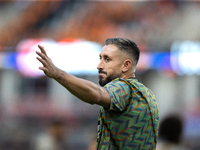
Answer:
[{"left": 98, "top": 72, "right": 120, "bottom": 87}]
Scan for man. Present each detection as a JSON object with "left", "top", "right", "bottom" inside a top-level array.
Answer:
[
  {"left": 36, "top": 37, "right": 159, "bottom": 150},
  {"left": 157, "top": 115, "right": 188, "bottom": 150},
  {"left": 34, "top": 119, "right": 68, "bottom": 150}
]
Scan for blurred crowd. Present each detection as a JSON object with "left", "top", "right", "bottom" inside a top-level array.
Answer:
[
  {"left": 1, "top": 1, "right": 200, "bottom": 150},
  {"left": 1, "top": 1, "right": 200, "bottom": 52}
]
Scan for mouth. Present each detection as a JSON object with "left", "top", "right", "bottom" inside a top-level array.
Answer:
[{"left": 98, "top": 71, "right": 107, "bottom": 75}]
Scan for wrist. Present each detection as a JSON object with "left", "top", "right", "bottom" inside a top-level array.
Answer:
[{"left": 54, "top": 68, "right": 64, "bottom": 81}]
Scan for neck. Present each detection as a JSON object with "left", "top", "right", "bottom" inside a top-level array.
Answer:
[{"left": 120, "top": 72, "right": 135, "bottom": 79}]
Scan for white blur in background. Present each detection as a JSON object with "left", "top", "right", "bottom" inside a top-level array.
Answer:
[{"left": 0, "top": 1, "right": 200, "bottom": 150}]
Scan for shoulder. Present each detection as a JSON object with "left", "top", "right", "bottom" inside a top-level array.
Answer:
[{"left": 104, "top": 78, "right": 131, "bottom": 88}]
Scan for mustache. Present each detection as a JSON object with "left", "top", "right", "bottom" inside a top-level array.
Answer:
[{"left": 98, "top": 70, "right": 107, "bottom": 74}]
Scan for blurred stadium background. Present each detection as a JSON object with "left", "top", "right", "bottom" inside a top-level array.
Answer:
[{"left": 0, "top": 0, "right": 200, "bottom": 150}]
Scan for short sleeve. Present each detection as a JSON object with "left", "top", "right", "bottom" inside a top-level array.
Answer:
[{"left": 104, "top": 78, "right": 132, "bottom": 112}]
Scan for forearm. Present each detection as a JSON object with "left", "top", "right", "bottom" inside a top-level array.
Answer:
[
  {"left": 54, "top": 69, "right": 103, "bottom": 105},
  {"left": 36, "top": 45, "right": 110, "bottom": 107}
]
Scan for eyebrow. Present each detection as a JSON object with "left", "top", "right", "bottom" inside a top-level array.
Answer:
[{"left": 99, "top": 54, "right": 110, "bottom": 59}]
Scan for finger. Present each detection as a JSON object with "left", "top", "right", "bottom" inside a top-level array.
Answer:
[
  {"left": 39, "top": 66, "right": 48, "bottom": 72},
  {"left": 36, "top": 57, "right": 48, "bottom": 67},
  {"left": 38, "top": 67, "right": 49, "bottom": 77},
  {"left": 36, "top": 51, "right": 48, "bottom": 61},
  {"left": 38, "top": 45, "right": 48, "bottom": 56}
]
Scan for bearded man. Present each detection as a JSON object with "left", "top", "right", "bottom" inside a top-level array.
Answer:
[{"left": 36, "top": 37, "right": 159, "bottom": 150}]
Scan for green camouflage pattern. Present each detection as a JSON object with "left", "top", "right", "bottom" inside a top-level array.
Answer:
[{"left": 96, "top": 78, "right": 159, "bottom": 150}]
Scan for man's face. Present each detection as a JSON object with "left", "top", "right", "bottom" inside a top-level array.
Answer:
[{"left": 97, "top": 44, "right": 124, "bottom": 86}]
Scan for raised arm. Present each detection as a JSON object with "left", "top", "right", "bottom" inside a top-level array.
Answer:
[{"left": 36, "top": 45, "right": 110, "bottom": 108}]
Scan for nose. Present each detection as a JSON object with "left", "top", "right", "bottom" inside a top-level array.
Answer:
[{"left": 97, "top": 60, "right": 103, "bottom": 70}]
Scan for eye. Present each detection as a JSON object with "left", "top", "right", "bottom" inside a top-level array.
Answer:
[{"left": 105, "top": 56, "right": 110, "bottom": 62}]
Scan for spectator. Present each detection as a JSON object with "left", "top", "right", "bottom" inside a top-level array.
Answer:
[
  {"left": 157, "top": 115, "right": 189, "bottom": 150},
  {"left": 34, "top": 118, "right": 68, "bottom": 150}
]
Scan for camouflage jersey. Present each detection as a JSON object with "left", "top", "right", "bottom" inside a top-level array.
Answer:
[{"left": 96, "top": 78, "right": 159, "bottom": 150}]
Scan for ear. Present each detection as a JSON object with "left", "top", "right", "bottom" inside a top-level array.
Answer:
[{"left": 122, "top": 59, "right": 132, "bottom": 73}]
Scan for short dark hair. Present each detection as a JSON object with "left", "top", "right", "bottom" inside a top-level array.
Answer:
[
  {"left": 159, "top": 115, "right": 183, "bottom": 144},
  {"left": 48, "top": 118, "right": 65, "bottom": 127},
  {"left": 104, "top": 37, "right": 140, "bottom": 66}
]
